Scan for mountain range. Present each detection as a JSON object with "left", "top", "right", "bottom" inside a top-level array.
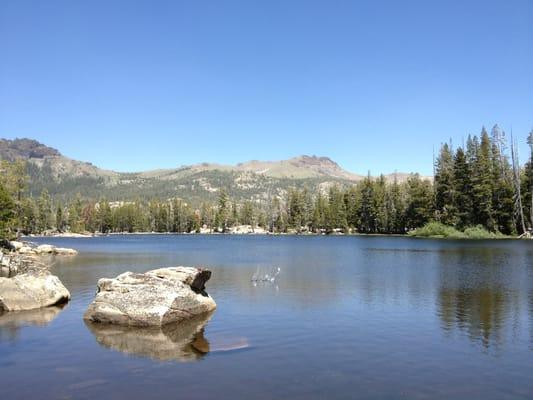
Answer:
[{"left": 0, "top": 138, "right": 425, "bottom": 203}]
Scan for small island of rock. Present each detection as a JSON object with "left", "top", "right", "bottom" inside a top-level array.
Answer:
[
  {"left": 0, "top": 253, "right": 71, "bottom": 311},
  {"left": 84, "top": 266, "right": 216, "bottom": 327}
]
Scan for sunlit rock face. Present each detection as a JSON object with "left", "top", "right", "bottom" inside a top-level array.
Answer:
[
  {"left": 83, "top": 267, "right": 217, "bottom": 327},
  {"left": 7, "top": 243, "right": 78, "bottom": 256},
  {"left": 0, "top": 255, "right": 71, "bottom": 311}
]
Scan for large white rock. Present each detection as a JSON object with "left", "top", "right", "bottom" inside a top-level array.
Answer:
[
  {"left": 84, "top": 267, "right": 216, "bottom": 327},
  {"left": 0, "top": 259, "right": 71, "bottom": 311},
  {"left": 18, "top": 246, "right": 36, "bottom": 255},
  {"left": 36, "top": 244, "right": 56, "bottom": 254},
  {"left": 34, "top": 244, "right": 78, "bottom": 255},
  {"left": 54, "top": 247, "right": 78, "bottom": 255},
  {"left": 10, "top": 241, "right": 24, "bottom": 250}
]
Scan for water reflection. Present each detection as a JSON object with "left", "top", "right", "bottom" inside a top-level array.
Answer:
[
  {"left": 85, "top": 312, "right": 215, "bottom": 362},
  {"left": 45, "top": 236, "right": 533, "bottom": 352},
  {"left": 438, "top": 288, "right": 511, "bottom": 348},
  {"left": 0, "top": 305, "right": 65, "bottom": 342},
  {"left": 436, "top": 247, "right": 525, "bottom": 349},
  {"left": 3, "top": 235, "right": 531, "bottom": 399},
  {"left": 530, "top": 291, "right": 533, "bottom": 350}
]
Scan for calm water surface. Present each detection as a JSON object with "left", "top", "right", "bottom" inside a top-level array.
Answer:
[{"left": 1, "top": 235, "right": 533, "bottom": 399}]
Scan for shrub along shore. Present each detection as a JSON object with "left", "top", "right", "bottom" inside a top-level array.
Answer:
[{"left": 408, "top": 222, "right": 510, "bottom": 239}]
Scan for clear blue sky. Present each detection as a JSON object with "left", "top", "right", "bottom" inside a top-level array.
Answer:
[{"left": 1, "top": 0, "right": 532, "bottom": 175}]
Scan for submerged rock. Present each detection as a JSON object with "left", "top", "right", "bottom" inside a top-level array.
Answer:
[
  {"left": 0, "top": 255, "right": 71, "bottom": 311},
  {"left": 84, "top": 267, "right": 217, "bottom": 327}
]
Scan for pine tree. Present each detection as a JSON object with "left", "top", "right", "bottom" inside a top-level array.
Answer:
[
  {"left": 216, "top": 188, "right": 229, "bottom": 232},
  {"left": 56, "top": 203, "right": 64, "bottom": 232},
  {"left": 326, "top": 186, "right": 348, "bottom": 232},
  {"left": 471, "top": 129, "right": 494, "bottom": 230},
  {"left": 20, "top": 198, "right": 37, "bottom": 234},
  {"left": 68, "top": 195, "right": 84, "bottom": 232},
  {"left": 96, "top": 199, "right": 112, "bottom": 233},
  {"left": 240, "top": 201, "right": 255, "bottom": 228},
  {"left": 453, "top": 147, "right": 473, "bottom": 228},
  {"left": 373, "top": 175, "right": 387, "bottom": 233},
  {"left": 37, "top": 189, "right": 53, "bottom": 232},
  {"left": 200, "top": 202, "right": 214, "bottom": 231},
  {"left": 311, "top": 192, "right": 327, "bottom": 232},
  {"left": 344, "top": 186, "right": 359, "bottom": 230},
  {"left": 523, "top": 129, "right": 533, "bottom": 230},
  {"left": 229, "top": 201, "right": 238, "bottom": 227},
  {"left": 287, "top": 188, "right": 305, "bottom": 231},
  {"left": 81, "top": 203, "right": 97, "bottom": 232},
  {"left": 386, "top": 175, "right": 405, "bottom": 233},
  {"left": 490, "top": 125, "right": 515, "bottom": 234},
  {"left": 510, "top": 132, "right": 527, "bottom": 234},
  {"left": 404, "top": 174, "right": 433, "bottom": 230},
  {"left": 434, "top": 143, "right": 456, "bottom": 225},
  {"left": 357, "top": 175, "right": 376, "bottom": 233},
  {"left": 0, "top": 182, "right": 15, "bottom": 238}
]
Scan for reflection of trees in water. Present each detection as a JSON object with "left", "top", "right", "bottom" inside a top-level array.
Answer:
[
  {"left": 436, "top": 248, "right": 525, "bottom": 350},
  {"left": 438, "top": 287, "right": 511, "bottom": 348},
  {"left": 530, "top": 291, "right": 533, "bottom": 350}
]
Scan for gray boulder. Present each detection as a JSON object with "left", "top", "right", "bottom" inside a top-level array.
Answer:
[
  {"left": 84, "top": 267, "right": 216, "bottom": 327},
  {"left": 0, "top": 255, "right": 71, "bottom": 311}
]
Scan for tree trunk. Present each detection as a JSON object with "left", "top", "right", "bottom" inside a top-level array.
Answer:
[{"left": 511, "top": 135, "right": 526, "bottom": 234}]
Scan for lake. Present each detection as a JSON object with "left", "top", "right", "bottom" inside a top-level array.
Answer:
[{"left": 1, "top": 235, "right": 532, "bottom": 399}]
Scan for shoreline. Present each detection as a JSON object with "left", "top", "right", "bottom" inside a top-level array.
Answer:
[{"left": 24, "top": 231, "right": 522, "bottom": 240}]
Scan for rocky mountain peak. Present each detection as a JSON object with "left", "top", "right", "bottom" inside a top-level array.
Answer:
[{"left": 0, "top": 138, "right": 61, "bottom": 161}]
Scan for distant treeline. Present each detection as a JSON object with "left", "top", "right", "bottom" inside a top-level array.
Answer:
[{"left": 1, "top": 125, "right": 532, "bottom": 237}]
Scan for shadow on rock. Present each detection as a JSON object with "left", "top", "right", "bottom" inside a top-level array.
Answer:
[{"left": 85, "top": 312, "right": 216, "bottom": 362}]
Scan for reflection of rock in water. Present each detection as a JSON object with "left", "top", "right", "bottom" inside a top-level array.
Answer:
[
  {"left": 0, "top": 305, "right": 65, "bottom": 342},
  {"left": 85, "top": 312, "right": 214, "bottom": 362},
  {"left": 86, "top": 311, "right": 251, "bottom": 361}
]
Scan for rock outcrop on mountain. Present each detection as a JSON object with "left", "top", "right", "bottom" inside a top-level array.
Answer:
[{"left": 0, "top": 138, "right": 428, "bottom": 203}]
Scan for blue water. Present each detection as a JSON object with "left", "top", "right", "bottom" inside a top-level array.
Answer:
[{"left": 1, "top": 235, "right": 533, "bottom": 399}]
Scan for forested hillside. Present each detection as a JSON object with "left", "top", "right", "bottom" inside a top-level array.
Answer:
[
  {"left": 0, "top": 138, "right": 416, "bottom": 203},
  {"left": 0, "top": 125, "right": 532, "bottom": 237}
]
